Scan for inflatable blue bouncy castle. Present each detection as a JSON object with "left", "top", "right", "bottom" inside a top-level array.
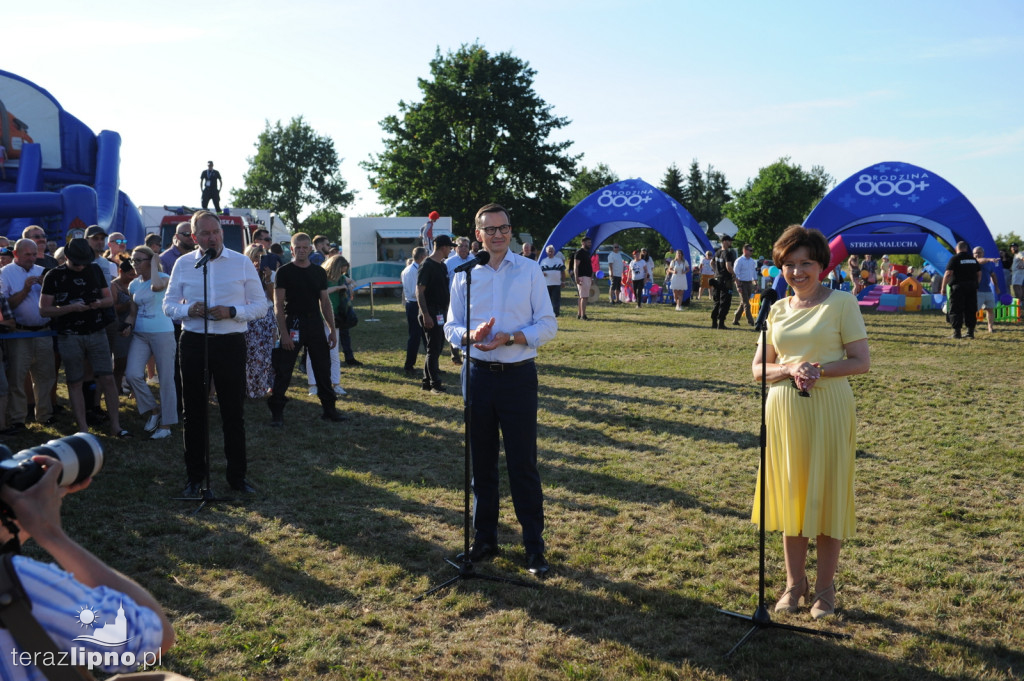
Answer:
[{"left": 0, "top": 70, "right": 144, "bottom": 245}]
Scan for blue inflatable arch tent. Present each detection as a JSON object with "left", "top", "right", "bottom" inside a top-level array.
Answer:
[
  {"left": 541, "top": 178, "right": 714, "bottom": 300},
  {"left": 770, "top": 161, "right": 1005, "bottom": 298},
  {"left": 0, "top": 69, "right": 144, "bottom": 245}
]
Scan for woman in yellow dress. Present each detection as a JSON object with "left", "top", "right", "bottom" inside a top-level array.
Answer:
[{"left": 751, "top": 226, "right": 870, "bottom": 619}]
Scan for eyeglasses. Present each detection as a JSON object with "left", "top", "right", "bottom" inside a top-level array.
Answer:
[
  {"left": 258, "top": 236, "right": 272, "bottom": 242},
  {"left": 113, "top": 239, "right": 128, "bottom": 245},
  {"left": 176, "top": 232, "right": 191, "bottom": 237},
  {"left": 482, "top": 224, "right": 512, "bottom": 236},
  {"left": 131, "top": 257, "right": 151, "bottom": 264}
]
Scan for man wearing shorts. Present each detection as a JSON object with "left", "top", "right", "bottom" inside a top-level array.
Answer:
[
  {"left": 572, "top": 237, "right": 593, "bottom": 320},
  {"left": 39, "top": 238, "right": 129, "bottom": 436}
]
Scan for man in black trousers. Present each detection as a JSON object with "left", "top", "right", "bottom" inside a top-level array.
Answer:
[
  {"left": 200, "top": 161, "right": 223, "bottom": 213},
  {"left": 417, "top": 234, "right": 453, "bottom": 394},
  {"left": 941, "top": 240, "right": 981, "bottom": 339},
  {"left": 163, "top": 211, "right": 268, "bottom": 497},
  {"left": 267, "top": 233, "right": 345, "bottom": 425}
]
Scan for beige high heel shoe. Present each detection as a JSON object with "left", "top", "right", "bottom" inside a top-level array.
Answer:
[
  {"left": 810, "top": 582, "right": 836, "bottom": 619},
  {"left": 774, "top": 575, "right": 810, "bottom": 613}
]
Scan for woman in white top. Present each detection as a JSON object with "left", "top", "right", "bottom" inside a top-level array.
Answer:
[
  {"left": 122, "top": 246, "right": 178, "bottom": 440},
  {"left": 667, "top": 249, "right": 691, "bottom": 311},
  {"left": 629, "top": 251, "right": 651, "bottom": 308}
]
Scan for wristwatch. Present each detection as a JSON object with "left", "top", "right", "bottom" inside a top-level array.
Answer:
[{"left": 505, "top": 332, "right": 516, "bottom": 346}]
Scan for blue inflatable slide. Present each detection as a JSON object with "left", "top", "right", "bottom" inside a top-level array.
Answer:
[{"left": 0, "top": 69, "right": 144, "bottom": 245}]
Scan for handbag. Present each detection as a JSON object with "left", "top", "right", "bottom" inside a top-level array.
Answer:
[{"left": 336, "top": 302, "right": 358, "bottom": 330}]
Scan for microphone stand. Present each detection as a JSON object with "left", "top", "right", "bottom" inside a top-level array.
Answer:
[
  {"left": 175, "top": 251, "right": 235, "bottom": 514},
  {"left": 718, "top": 288, "right": 848, "bottom": 656},
  {"left": 415, "top": 261, "right": 539, "bottom": 600}
]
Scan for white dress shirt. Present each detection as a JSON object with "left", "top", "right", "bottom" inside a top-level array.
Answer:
[
  {"left": 1, "top": 262, "right": 48, "bottom": 326},
  {"left": 445, "top": 253, "right": 474, "bottom": 276},
  {"left": 401, "top": 261, "right": 420, "bottom": 303},
  {"left": 445, "top": 252, "right": 557, "bottom": 363},
  {"left": 734, "top": 254, "right": 757, "bottom": 282},
  {"left": 162, "top": 247, "right": 268, "bottom": 334}
]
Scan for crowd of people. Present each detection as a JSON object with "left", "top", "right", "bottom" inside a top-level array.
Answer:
[{"left": 0, "top": 215, "right": 361, "bottom": 499}]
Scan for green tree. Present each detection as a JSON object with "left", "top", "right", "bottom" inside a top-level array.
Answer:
[
  {"left": 660, "top": 163, "right": 685, "bottom": 204},
  {"left": 567, "top": 163, "right": 619, "bottom": 208},
  {"left": 993, "top": 231, "right": 1022, "bottom": 256},
  {"left": 362, "top": 43, "right": 580, "bottom": 238},
  {"left": 723, "top": 157, "right": 833, "bottom": 256},
  {"left": 302, "top": 207, "right": 342, "bottom": 244},
  {"left": 682, "top": 160, "right": 732, "bottom": 233},
  {"left": 232, "top": 116, "right": 355, "bottom": 229}
]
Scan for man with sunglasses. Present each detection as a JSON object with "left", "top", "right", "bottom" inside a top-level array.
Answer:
[
  {"left": 444, "top": 204, "right": 557, "bottom": 577},
  {"left": 160, "top": 222, "right": 197, "bottom": 274},
  {"left": 22, "top": 225, "right": 57, "bottom": 271}
]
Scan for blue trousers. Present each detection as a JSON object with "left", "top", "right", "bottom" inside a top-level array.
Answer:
[{"left": 468, "top": 360, "right": 545, "bottom": 553}]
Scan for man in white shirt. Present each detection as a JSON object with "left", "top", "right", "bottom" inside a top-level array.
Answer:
[
  {"left": 444, "top": 203, "right": 557, "bottom": 577},
  {"left": 0, "top": 239, "right": 56, "bottom": 432},
  {"left": 606, "top": 244, "right": 625, "bottom": 303},
  {"left": 401, "top": 247, "right": 427, "bottom": 376},
  {"left": 444, "top": 237, "right": 474, "bottom": 365},
  {"left": 163, "top": 211, "right": 269, "bottom": 498},
  {"left": 732, "top": 242, "right": 757, "bottom": 326}
]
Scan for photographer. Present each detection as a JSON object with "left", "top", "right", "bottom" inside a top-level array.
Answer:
[{"left": 0, "top": 456, "right": 174, "bottom": 679}]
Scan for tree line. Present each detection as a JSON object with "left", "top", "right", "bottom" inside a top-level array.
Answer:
[{"left": 231, "top": 42, "right": 833, "bottom": 255}]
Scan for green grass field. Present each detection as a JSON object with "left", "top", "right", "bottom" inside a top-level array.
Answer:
[{"left": 9, "top": 292, "right": 1023, "bottom": 680}]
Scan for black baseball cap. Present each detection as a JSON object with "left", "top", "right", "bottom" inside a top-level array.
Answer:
[
  {"left": 85, "top": 225, "right": 108, "bottom": 239},
  {"left": 433, "top": 234, "right": 454, "bottom": 248}
]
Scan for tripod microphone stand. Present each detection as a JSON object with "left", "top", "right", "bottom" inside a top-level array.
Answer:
[
  {"left": 174, "top": 250, "right": 236, "bottom": 515},
  {"left": 718, "top": 288, "right": 849, "bottom": 656},
  {"left": 415, "top": 257, "right": 539, "bottom": 601}
]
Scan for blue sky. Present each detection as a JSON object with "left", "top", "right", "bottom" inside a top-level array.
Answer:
[{"left": 6, "top": 0, "right": 1022, "bottom": 237}]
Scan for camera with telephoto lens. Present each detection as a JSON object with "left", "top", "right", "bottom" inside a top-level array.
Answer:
[{"left": 0, "top": 433, "right": 103, "bottom": 492}]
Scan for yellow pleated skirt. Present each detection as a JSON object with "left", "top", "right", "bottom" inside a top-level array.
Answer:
[{"left": 751, "top": 377, "right": 857, "bottom": 540}]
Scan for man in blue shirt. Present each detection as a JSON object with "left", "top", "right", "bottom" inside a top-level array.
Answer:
[{"left": 444, "top": 203, "right": 557, "bottom": 577}]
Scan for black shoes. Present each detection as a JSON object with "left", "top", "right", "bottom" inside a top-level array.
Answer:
[
  {"left": 345, "top": 358, "right": 363, "bottom": 366},
  {"left": 181, "top": 481, "right": 203, "bottom": 498},
  {"left": 526, "top": 552, "right": 550, "bottom": 577},
  {"left": 268, "top": 400, "right": 284, "bottom": 427},
  {"left": 229, "top": 479, "right": 257, "bottom": 494},
  {"left": 456, "top": 541, "right": 499, "bottom": 563},
  {"left": 321, "top": 410, "right": 347, "bottom": 422},
  {"left": 0, "top": 423, "right": 26, "bottom": 435}
]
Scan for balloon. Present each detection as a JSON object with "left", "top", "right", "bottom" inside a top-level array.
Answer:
[
  {"left": 860, "top": 269, "right": 870, "bottom": 279},
  {"left": 594, "top": 270, "right": 605, "bottom": 279},
  {"left": 768, "top": 266, "right": 780, "bottom": 277},
  {"left": 650, "top": 285, "right": 661, "bottom": 295},
  {"left": 999, "top": 293, "right": 1013, "bottom": 305},
  {"left": 761, "top": 267, "right": 770, "bottom": 276}
]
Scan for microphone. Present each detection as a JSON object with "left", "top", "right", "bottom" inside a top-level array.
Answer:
[
  {"left": 753, "top": 288, "right": 778, "bottom": 332},
  {"left": 453, "top": 251, "right": 490, "bottom": 273},
  {"left": 194, "top": 248, "right": 219, "bottom": 269}
]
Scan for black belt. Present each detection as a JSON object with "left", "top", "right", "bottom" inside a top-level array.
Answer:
[
  {"left": 15, "top": 324, "right": 48, "bottom": 332},
  {"left": 469, "top": 358, "right": 535, "bottom": 372}
]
